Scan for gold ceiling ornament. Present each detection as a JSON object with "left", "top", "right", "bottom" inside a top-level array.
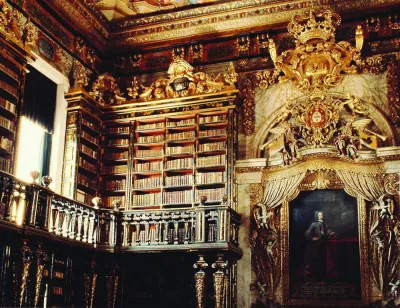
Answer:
[
  {"left": 268, "top": 7, "right": 363, "bottom": 91},
  {"left": 0, "top": 0, "right": 22, "bottom": 44},
  {"left": 260, "top": 92, "right": 386, "bottom": 165},
  {"left": 90, "top": 73, "right": 125, "bottom": 106},
  {"left": 132, "top": 59, "right": 237, "bottom": 102}
]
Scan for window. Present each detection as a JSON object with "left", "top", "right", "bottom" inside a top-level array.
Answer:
[{"left": 15, "top": 117, "right": 51, "bottom": 182}]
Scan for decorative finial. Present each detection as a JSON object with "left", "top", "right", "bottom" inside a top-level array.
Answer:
[{"left": 41, "top": 176, "right": 52, "bottom": 189}]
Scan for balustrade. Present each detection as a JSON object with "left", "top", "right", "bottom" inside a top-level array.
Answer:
[{"left": 0, "top": 171, "right": 240, "bottom": 252}]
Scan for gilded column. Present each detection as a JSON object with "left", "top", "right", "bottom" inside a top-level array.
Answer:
[
  {"left": 34, "top": 244, "right": 48, "bottom": 308},
  {"left": 193, "top": 255, "right": 208, "bottom": 308},
  {"left": 19, "top": 242, "right": 32, "bottom": 308},
  {"left": 212, "top": 255, "right": 228, "bottom": 308}
]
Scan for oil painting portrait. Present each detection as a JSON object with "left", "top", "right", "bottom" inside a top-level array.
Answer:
[{"left": 289, "top": 190, "right": 361, "bottom": 301}]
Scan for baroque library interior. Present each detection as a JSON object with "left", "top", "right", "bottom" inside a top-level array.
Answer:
[{"left": 0, "top": 0, "right": 400, "bottom": 307}]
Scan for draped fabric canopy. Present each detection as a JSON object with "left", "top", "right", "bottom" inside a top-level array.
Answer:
[
  {"left": 23, "top": 66, "right": 57, "bottom": 133},
  {"left": 262, "top": 172, "right": 306, "bottom": 209},
  {"left": 336, "top": 170, "right": 386, "bottom": 202}
]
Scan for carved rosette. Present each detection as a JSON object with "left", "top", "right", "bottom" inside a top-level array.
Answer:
[{"left": 193, "top": 255, "right": 208, "bottom": 308}]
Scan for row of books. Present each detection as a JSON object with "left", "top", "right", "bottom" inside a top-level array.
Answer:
[
  {"left": 167, "top": 118, "right": 195, "bottom": 127},
  {"left": 198, "top": 128, "right": 226, "bottom": 138},
  {"left": 0, "top": 62, "right": 19, "bottom": 80},
  {"left": 198, "top": 141, "right": 225, "bottom": 152},
  {"left": 207, "top": 222, "right": 218, "bottom": 242},
  {"left": 136, "top": 148, "right": 163, "bottom": 157},
  {"left": 102, "top": 165, "right": 127, "bottom": 174},
  {"left": 0, "top": 156, "right": 10, "bottom": 173},
  {"left": 165, "top": 174, "right": 193, "bottom": 186},
  {"left": 135, "top": 160, "right": 161, "bottom": 172},
  {"left": 107, "top": 126, "right": 129, "bottom": 134},
  {"left": 105, "top": 179, "right": 126, "bottom": 190},
  {"left": 163, "top": 190, "right": 192, "bottom": 204},
  {"left": 199, "top": 114, "right": 226, "bottom": 124},
  {"left": 81, "top": 144, "right": 98, "bottom": 159},
  {"left": 196, "top": 171, "right": 225, "bottom": 184},
  {"left": 166, "top": 144, "right": 194, "bottom": 155},
  {"left": 133, "top": 193, "right": 161, "bottom": 206},
  {"left": 0, "top": 116, "right": 14, "bottom": 131},
  {"left": 134, "top": 176, "right": 162, "bottom": 188},
  {"left": 81, "top": 118, "right": 99, "bottom": 133},
  {"left": 53, "top": 271, "right": 64, "bottom": 279},
  {"left": 52, "top": 287, "right": 63, "bottom": 295},
  {"left": 0, "top": 97, "right": 16, "bottom": 114},
  {"left": 166, "top": 130, "right": 195, "bottom": 141},
  {"left": 78, "top": 157, "right": 97, "bottom": 173},
  {"left": 197, "top": 154, "right": 226, "bottom": 167},
  {"left": 136, "top": 134, "right": 163, "bottom": 144},
  {"left": 103, "top": 151, "right": 128, "bottom": 160},
  {"left": 137, "top": 122, "right": 164, "bottom": 130},
  {"left": 165, "top": 157, "right": 193, "bottom": 169},
  {"left": 0, "top": 80, "right": 18, "bottom": 97},
  {"left": 0, "top": 136, "right": 12, "bottom": 152},
  {"left": 196, "top": 187, "right": 225, "bottom": 202},
  {"left": 104, "top": 138, "right": 129, "bottom": 146},
  {"left": 77, "top": 173, "right": 97, "bottom": 189},
  {"left": 81, "top": 131, "right": 99, "bottom": 146},
  {"left": 103, "top": 196, "right": 125, "bottom": 208}
]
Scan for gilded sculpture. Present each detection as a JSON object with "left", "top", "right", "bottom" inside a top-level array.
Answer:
[{"left": 89, "top": 58, "right": 237, "bottom": 105}]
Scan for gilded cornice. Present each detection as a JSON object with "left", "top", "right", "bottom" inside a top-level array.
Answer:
[{"left": 48, "top": 0, "right": 400, "bottom": 51}]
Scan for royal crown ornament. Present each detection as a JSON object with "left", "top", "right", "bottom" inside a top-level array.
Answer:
[
  {"left": 288, "top": 8, "right": 341, "bottom": 45},
  {"left": 269, "top": 7, "right": 363, "bottom": 91}
]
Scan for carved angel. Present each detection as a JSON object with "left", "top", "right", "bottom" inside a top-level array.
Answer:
[
  {"left": 371, "top": 229, "right": 385, "bottom": 250},
  {"left": 259, "top": 124, "right": 290, "bottom": 151},
  {"left": 371, "top": 196, "right": 395, "bottom": 220},
  {"left": 389, "top": 280, "right": 400, "bottom": 299},
  {"left": 253, "top": 203, "right": 274, "bottom": 230},
  {"left": 342, "top": 93, "right": 368, "bottom": 115}
]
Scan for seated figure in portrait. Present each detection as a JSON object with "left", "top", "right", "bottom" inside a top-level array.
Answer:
[{"left": 304, "top": 211, "right": 336, "bottom": 281}]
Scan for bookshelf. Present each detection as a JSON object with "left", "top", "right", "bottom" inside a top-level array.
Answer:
[
  {"left": 0, "top": 35, "right": 32, "bottom": 174},
  {"left": 100, "top": 123, "right": 129, "bottom": 209},
  {"left": 125, "top": 109, "right": 236, "bottom": 210},
  {"left": 61, "top": 107, "right": 102, "bottom": 205}
]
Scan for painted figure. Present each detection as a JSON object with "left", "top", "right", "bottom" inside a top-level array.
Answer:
[{"left": 304, "top": 211, "right": 335, "bottom": 279}]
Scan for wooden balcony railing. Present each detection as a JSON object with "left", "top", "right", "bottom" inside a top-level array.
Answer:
[{"left": 0, "top": 171, "right": 241, "bottom": 255}]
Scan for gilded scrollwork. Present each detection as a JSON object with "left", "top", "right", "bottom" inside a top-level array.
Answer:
[
  {"left": 90, "top": 73, "right": 125, "bottom": 106},
  {"left": 73, "top": 60, "right": 91, "bottom": 89},
  {"left": 0, "top": 0, "right": 21, "bottom": 43},
  {"left": 193, "top": 255, "right": 208, "bottom": 308},
  {"left": 386, "top": 57, "right": 400, "bottom": 125},
  {"left": 260, "top": 92, "right": 386, "bottom": 165},
  {"left": 19, "top": 243, "right": 32, "bottom": 308},
  {"left": 34, "top": 246, "right": 48, "bottom": 308}
]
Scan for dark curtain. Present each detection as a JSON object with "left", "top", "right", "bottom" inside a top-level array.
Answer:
[{"left": 22, "top": 66, "right": 57, "bottom": 133}]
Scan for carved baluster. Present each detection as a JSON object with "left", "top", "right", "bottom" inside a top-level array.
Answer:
[
  {"left": 9, "top": 182, "right": 19, "bottom": 223},
  {"left": 144, "top": 221, "right": 150, "bottom": 245},
  {"left": 173, "top": 221, "right": 179, "bottom": 244},
  {"left": 63, "top": 205, "right": 71, "bottom": 237},
  {"left": 19, "top": 242, "right": 32, "bottom": 308},
  {"left": 184, "top": 220, "right": 189, "bottom": 244},
  {"left": 122, "top": 222, "right": 129, "bottom": 246},
  {"left": 196, "top": 209, "right": 205, "bottom": 243},
  {"left": 212, "top": 255, "right": 228, "bottom": 308},
  {"left": 76, "top": 209, "right": 83, "bottom": 241},
  {"left": 82, "top": 212, "right": 89, "bottom": 242},
  {"left": 155, "top": 221, "right": 160, "bottom": 245},
  {"left": 88, "top": 213, "right": 96, "bottom": 244},
  {"left": 218, "top": 209, "right": 227, "bottom": 242},
  {"left": 48, "top": 199, "right": 58, "bottom": 233},
  {"left": 69, "top": 207, "right": 77, "bottom": 239},
  {"left": 135, "top": 222, "right": 141, "bottom": 245},
  {"left": 56, "top": 204, "right": 65, "bottom": 236},
  {"left": 34, "top": 244, "right": 48, "bottom": 308},
  {"left": 16, "top": 184, "right": 26, "bottom": 226},
  {"left": 43, "top": 193, "right": 53, "bottom": 231},
  {"left": 163, "top": 221, "right": 169, "bottom": 245},
  {"left": 193, "top": 255, "right": 208, "bottom": 308}
]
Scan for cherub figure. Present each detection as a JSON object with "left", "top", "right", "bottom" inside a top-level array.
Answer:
[
  {"left": 389, "top": 280, "right": 400, "bottom": 299},
  {"left": 333, "top": 133, "right": 346, "bottom": 156},
  {"left": 371, "top": 229, "right": 385, "bottom": 250},
  {"left": 371, "top": 196, "right": 394, "bottom": 220}
]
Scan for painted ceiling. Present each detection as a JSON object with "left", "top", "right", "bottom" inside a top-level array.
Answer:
[{"left": 86, "top": 0, "right": 220, "bottom": 21}]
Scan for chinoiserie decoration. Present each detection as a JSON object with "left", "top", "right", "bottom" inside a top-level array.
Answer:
[{"left": 89, "top": 59, "right": 237, "bottom": 105}]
